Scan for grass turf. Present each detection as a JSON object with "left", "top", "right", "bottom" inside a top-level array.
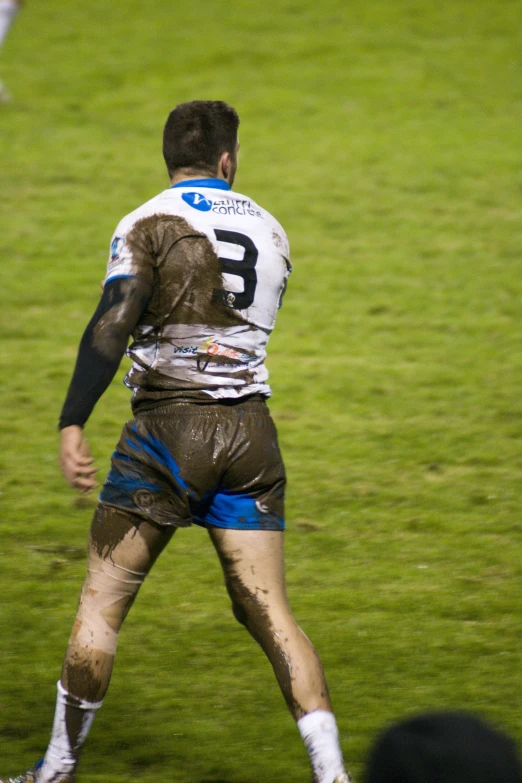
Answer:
[{"left": 1, "top": 0, "right": 521, "bottom": 780}]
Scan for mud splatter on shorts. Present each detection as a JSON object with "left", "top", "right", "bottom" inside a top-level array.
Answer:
[{"left": 99, "top": 397, "right": 285, "bottom": 530}]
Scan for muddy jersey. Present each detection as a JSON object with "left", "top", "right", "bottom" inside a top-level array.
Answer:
[{"left": 105, "top": 178, "right": 291, "bottom": 409}]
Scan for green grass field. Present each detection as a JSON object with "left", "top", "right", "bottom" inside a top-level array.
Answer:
[{"left": 1, "top": 0, "right": 521, "bottom": 780}]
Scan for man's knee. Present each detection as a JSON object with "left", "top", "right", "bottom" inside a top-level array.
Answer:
[
  {"left": 73, "top": 547, "right": 146, "bottom": 656},
  {"left": 227, "top": 579, "right": 271, "bottom": 644}
]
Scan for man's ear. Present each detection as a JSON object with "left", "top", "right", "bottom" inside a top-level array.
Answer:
[{"left": 219, "top": 151, "right": 231, "bottom": 180}]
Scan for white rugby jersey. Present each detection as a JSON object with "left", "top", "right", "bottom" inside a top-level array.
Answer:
[{"left": 104, "top": 178, "right": 291, "bottom": 405}]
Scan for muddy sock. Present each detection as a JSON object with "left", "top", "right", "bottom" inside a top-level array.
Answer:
[
  {"left": 298, "top": 709, "right": 346, "bottom": 783},
  {"left": 38, "top": 681, "right": 102, "bottom": 782}
]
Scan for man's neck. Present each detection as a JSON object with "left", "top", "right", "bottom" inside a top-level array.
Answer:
[{"left": 169, "top": 168, "right": 224, "bottom": 187}]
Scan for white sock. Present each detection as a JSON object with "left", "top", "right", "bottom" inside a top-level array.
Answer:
[
  {"left": 0, "top": 0, "right": 18, "bottom": 49},
  {"left": 38, "top": 681, "right": 103, "bottom": 783},
  {"left": 297, "top": 710, "right": 346, "bottom": 783}
]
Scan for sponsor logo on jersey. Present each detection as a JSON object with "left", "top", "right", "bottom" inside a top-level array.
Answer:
[
  {"left": 172, "top": 339, "right": 253, "bottom": 365},
  {"left": 172, "top": 345, "right": 198, "bottom": 355},
  {"left": 182, "top": 192, "right": 213, "bottom": 211},
  {"left": 203, "top": 336, "right": 253, "bottom": 362},
  {"left": 109, "top": 236, "right": 124, "bottom": 266},
  {"left": 206, "top": 342, "right": 241, "bottom": 360},
  {"left": 212, "top": 198, "right": 262, "bottom": 217},
  {"left": 181, "top": 191, "right": 262, "bottom": 218}
]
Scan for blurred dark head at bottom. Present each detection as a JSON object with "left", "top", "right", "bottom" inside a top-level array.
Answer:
[{"left": 366, "top": 711, "right": 522, "bottom": 783}]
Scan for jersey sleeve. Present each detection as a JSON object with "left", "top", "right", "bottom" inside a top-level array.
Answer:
[
  {"left": 105, "top": 215, "right": 156, "bottom": 285},
  {"left": 105, "top": 227, "right": 134, "bottom": 283},
  {"left": 58, "top": 276, "right": 153, "bottom": 429}
]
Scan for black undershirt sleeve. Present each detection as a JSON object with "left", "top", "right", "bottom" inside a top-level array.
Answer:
[{"left": 58, "top": 276, "right": 153, "bottom": 430}]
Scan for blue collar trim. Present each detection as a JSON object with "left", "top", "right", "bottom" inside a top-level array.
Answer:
[{"left": 170, "top": 178, "right": 231, "bottom": 191}]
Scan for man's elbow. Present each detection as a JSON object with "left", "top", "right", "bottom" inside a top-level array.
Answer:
[{"left": 92, "top": 327, "right": 129, "bottom": 363}]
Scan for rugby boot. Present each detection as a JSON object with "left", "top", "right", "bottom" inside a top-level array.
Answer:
[
  {"left": 335, "top": 773, "right": 355, "bottom": 783},
  {"left": 0, "top": 757, "right": 41, "bottom": 783},
  {"left": 0, "top": 773, "right": 75, "bottom": 783},
  {"left": 0, "top": 758, "right": 75, "bottom": 783},
  {"left": 311, "top": 773, "right": 355, "bottom": 783}
]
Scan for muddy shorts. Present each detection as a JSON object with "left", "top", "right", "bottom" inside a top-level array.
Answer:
[{"left": 99, "top": 398, "right": 286, "bottom": 530}]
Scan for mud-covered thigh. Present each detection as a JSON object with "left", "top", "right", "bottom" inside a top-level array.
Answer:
[{"left": 99, "top": 399, "right": 286, "bottom": 530}]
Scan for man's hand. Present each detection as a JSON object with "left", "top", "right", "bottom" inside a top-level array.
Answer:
[{"left": 60, "top": 425, "right": 98, "bottom": 492}]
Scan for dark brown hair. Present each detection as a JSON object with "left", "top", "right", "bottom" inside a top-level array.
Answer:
[
  {"left": 365, "top": 712, "right": 522, "bottom": 783},
  {"left": 163, "top": 100, "right": 240, "bottom": 177}
]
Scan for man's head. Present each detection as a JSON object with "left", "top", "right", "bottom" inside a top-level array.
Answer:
[
  {"left": 365, "top": 711, "right": 522, "bottom": 783},
  {"left": 163, "top": 100, "right": 240, "bottom": 186}
]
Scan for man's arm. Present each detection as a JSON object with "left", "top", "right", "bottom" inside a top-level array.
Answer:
[{"left": 59, "top": 275, "right": 152, "bottom": 492}]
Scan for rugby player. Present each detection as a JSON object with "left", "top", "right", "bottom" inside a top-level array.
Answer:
[{"left": 2, "top": 101, "right": 353, "bottom": 783}]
